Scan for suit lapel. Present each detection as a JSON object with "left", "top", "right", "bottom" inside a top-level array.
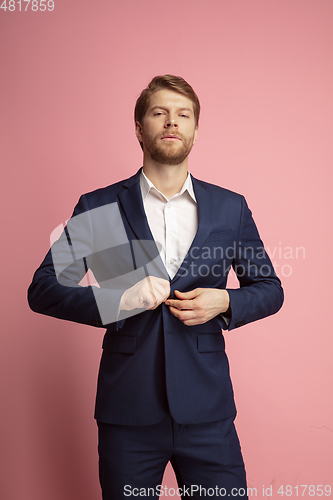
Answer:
[
  {"left": 117, "top": 170, "right": 153, "bottom": 242},
  {"left": 117, "top": 170, "right": 168, "bottom": 278},
  {"left": 171, "top": 176, "right": 213, "bottom": 285}
]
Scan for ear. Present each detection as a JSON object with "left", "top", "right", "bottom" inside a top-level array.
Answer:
[
  {"left": 135, "top": 121, "right": 143, "bottom": 142},
  {"left": 193, "top": 125, "right": 199, "bottom": 145}
]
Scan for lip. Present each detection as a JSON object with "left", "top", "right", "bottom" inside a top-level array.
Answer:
[{"left": 161, "top": 135, "right": 181, "bottom": 141}]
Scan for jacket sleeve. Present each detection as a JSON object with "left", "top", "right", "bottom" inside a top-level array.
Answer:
[
  {"left": 220, "top": 195, "right": 284, "bottom": 330},
  {"left": 27, "top": 195, "right": 126, "bottom": 329}
]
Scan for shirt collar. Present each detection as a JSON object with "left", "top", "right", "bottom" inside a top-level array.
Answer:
[{"left": 140, "top": 169, "right": 197, "bottom": 203}]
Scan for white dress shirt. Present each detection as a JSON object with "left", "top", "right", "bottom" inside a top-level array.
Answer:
[
  {"left": 140, "top": 170, "right": 198, "bottom": 279},
  {"left": 139, "top": 170, "right": 230, "bottom": 325}
]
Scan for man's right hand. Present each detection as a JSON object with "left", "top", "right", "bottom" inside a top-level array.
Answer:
[{"left": 119, "top": 276, "right": 170, "bottom": 311}]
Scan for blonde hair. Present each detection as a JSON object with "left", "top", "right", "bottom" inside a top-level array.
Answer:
[{"left": 135, "top": 74, "right": 200, "bottom": 126}]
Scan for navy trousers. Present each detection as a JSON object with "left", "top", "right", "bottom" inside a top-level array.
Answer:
[{"left": 97, "top": 413, "right": 247, "bottom": 499}]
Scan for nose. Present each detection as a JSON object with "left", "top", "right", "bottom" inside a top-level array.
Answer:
[{"left": 165, "top": 116, "right": 178, "bottom": 128}]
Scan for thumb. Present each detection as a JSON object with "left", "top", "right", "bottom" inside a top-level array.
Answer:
[{"left": 174, "top": 289, "right": 198, "bottom": 300}]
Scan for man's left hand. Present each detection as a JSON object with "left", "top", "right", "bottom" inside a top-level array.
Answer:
[{"left": 165, "top": 288, "right": 230, "bottom": 326}]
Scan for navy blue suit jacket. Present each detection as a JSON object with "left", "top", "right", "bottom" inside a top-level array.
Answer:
[{"left": 28, "top": 169, "right": 283, "bottom": 425}]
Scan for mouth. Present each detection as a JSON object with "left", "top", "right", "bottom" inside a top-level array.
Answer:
[{"left": 160, "top": 134, "right": 181, "bottom": 142}]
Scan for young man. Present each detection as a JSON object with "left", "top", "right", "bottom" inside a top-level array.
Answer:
[{"left": 28, "top": 75, "right": 284, "bottom": 499}]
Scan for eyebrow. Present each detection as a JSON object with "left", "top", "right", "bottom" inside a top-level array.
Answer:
[{"left": 150, "top": 106, "right": 193, "bottom": 113}]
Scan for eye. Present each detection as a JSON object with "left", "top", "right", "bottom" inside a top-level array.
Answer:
[{"left": 180, "top": 114, "right": 189, "bottom": 118}]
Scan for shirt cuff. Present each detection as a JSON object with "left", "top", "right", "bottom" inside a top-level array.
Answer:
[{"left": 220, "top": 314, "right": 230, "bottom": 326}]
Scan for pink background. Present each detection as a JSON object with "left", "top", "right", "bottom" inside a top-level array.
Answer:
[{"left": 1, "top": 0, "right": 332, "bottom": 498}]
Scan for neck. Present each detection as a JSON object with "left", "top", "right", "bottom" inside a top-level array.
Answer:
[{"left": 142, "top": 158, "right": 189, "bottom": 199}]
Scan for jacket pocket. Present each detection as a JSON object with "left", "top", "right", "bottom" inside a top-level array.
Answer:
[
  {"left": 197, "top": 333, "right": 225, "bottom": 352},
  {"left": 102, "top": 334, "right": 137, "bottom": 354}
]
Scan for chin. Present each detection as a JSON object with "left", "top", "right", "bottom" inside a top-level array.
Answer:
[
  {"left": 155, "top": 154, "right": 189, "bottom": 166},
  {"left": 144, "top": 138, "right": 193, "bottom": 165}
]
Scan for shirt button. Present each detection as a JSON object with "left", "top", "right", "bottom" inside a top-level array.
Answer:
[
  {"left": 167, "top": 203, "right": 171, "bottom": 208},
  {"left": 170, "top": 259, "right": 175, "bottom": 264},
  {"left": 169, "top": 230, "right": 173, "bottom": 236}
]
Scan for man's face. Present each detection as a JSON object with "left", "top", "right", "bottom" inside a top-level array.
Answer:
[{"left": 136, "top": 89, "right": 198, "bottom": 165}]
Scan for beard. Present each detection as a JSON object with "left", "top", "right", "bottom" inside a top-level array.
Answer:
[{"left": 143, "top": 132, "right": 195, "bottom": 166}]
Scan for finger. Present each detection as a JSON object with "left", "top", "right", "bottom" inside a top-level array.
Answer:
[
  {"left": 165, "top": 299, "right": 182, "bottom": 309},
  {"left": 183, "top": 318, "right": 206, "bottom": 326},
  {"left": 153, "top": 277, "right": 171, "bottom": 288},
  {"left": 148, "top": 282, "right": 170, "bottom": 303},
  {"left": 174, "top": 289, "right": 199, "bottom": 300},
  {"left": 166, "top": 299, "right": 197, "bottom": 310},
  {"left": 169, "top": 308, "right": 207, "bottom": 326},
  {"left": 143, "top": 279, "right": 170, "bottom": 309},
  {"left": 168, "top": 306, "right": 197, "bottom": 321},
  {"left": 146, "top": 277, "right": 170, "bottom": 298},
  {"left": 144, "top": 281, "right": 165, "bottom": 307},
  {"left": 154, "top": 281, "right": 170, "bottom": 296},
  {"left": 140, "top": 290, "right": 157, "bottom": 309},
  {"left": 148, "top": 276, "right": 170, "bottom": 291}
]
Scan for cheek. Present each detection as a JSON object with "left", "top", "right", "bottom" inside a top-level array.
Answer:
[
  {"left": 144, "top": 126, "right": 160, "bottom": 140},
  {"left": 184, "top": 130, "right": 197, "bottom": 145},
  {"left": 184, "top": 124, "right": 196, "bottom": 137},
  {"left": 143, "top": 118, "right": 161, "bottom": 133}
]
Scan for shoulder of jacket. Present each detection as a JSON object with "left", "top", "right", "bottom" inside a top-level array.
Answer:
[
  {"left": 191, "top": 176, "right": 245, "bottom": 202},
  {"left": 80, "top": 171, "right": 140, "bottom": 205}
]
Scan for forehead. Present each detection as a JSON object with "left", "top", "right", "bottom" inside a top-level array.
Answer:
[{"left": 147, "top": 89, "right": 194, "bottom": 112}]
